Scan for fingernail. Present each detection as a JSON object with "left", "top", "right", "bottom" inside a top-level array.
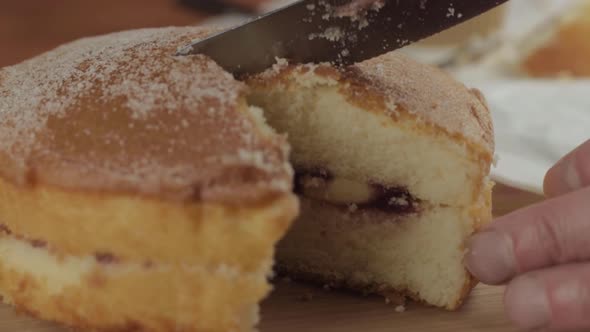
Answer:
[
  {"left": 563, "top": 158, "right": 582, "bottom": 191},
  {"left": 466, "top": 230, "right": 516, "bottom": 284},
  {"left": 548, "top": 155, "right": 582, "bottom": 196},
  {"left": 505, "top": 276, "right": 551, "bottom": 330}
]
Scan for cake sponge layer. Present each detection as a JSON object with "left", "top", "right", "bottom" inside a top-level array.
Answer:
[
  {"left": 248, "top": 61, "right": 492, "bottom": 207},
  {"left": 0, "top": 175, "right": 297, "bottom": 271},
  {"left": 277, "top": 194, "right": 491, "bottom": 309},
  {"left": 0, "top": 234, "right": 272, "bottom": 332}
]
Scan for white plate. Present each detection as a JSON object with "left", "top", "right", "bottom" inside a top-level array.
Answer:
[{"left": 461, "top": 79, "right": 590, "bottom": 194}]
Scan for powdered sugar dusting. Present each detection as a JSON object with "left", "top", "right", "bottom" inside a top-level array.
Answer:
[
  {"left": 302, "top": 0, "right": 385, "bottom": 64},
  {"left": 352, "top": 53, "right": 494, "bottom": 153},
  {"left": 309, "top": 26, "right": 345, "bottom": 42},
  {"left": 1, "top": 28, "right": 211, "bottom": 152},
  {"left": 0, "top": 27, "right": 292, "bottom": 203}
]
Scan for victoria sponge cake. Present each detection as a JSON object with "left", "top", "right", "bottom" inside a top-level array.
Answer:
[{"left": 0, "top": 25, "right": 494, "bottom": 332}]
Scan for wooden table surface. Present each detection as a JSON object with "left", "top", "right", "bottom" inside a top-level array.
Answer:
[
  {"left": 0, "top": 0, "right": 205, "bottom": 68},
  {"left": 0, "top": 2, "right": 545, "bottom": 331},
  {"left": 0, "top": 284, "right": 515, "bottom": 332}
]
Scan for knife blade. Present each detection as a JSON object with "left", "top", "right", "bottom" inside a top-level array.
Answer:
[{"left": 178, "top": 0, "right": 508, "bottom": 76}]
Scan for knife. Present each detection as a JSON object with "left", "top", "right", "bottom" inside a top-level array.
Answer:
[{"left": 177, "top": 0, "right": 508, "bottom": 76}]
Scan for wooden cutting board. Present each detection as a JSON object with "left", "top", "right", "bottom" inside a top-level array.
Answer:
[
  {"left": 262, "top": 282, "right": 515, "bottom": 332},
  {"left": 0, "top": 282, "right": 513, "bottom": 332},
  {"left": 0, "top": 184, "right": 542, "bottom": 332}
]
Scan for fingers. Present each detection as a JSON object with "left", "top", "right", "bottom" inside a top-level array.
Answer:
[
  {"left": 472, "top": 140, "right": 590, "bottom": 330},
  {"left": 544, "top": 139, "right": 590, "bottom": 198},
  {"left": 466, "top": 187, "right": 590, "bottom": 285},
  {"left": 505, "top": 263, "right": 590, "bottom": 331}
]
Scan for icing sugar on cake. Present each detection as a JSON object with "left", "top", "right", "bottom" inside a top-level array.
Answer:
[
  {"left": 352, "top": 54, "right": 494, "bottom": 154},
  {"left": 0, "top": 27, "right": 292, "bottom": 203},
  {"left": 252, "top": 54, "right": 493, "bottom": 157}
]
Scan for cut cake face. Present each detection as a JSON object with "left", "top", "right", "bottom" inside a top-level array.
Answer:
[{"left": 248, "top": 54, "right": 494, "bottom": 310}]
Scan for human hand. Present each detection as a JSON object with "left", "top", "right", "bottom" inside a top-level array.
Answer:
[{"left": 466, "top": 139, "right": 590, "bottom": 331}]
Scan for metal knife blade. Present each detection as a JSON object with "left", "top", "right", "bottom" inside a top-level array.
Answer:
[{"left": 178, "top": 0, "right": 508, "bottom": 76}]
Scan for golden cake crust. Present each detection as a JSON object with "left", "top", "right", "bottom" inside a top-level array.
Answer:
[
  {"left": 0, "top": 234, "right": 274, "bottom": 332},
  {"left": 0, "top": 27, "right": 292, "bottom": 204},
  {"left": 349, "top": 53, "right": 494, "bottom": 156},
  {"left": 249, "top": 53, "right": 494, "bottom": 165}
]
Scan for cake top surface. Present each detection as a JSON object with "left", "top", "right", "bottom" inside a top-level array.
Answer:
[
  {"left": 0, "top": 26, "right": 292, "bottom": 203},
  {"left": 352, "top": 53, "right": 494, "bottom": 155}
]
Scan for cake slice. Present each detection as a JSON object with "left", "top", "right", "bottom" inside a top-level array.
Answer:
[{"left": 248, "top": 54, "right": 494, "bottom": 310}]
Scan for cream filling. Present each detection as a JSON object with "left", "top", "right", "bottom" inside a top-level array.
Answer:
[
  {"left": 0, "top": 236, "right": 93, "bottom": 296},
  {"left": 295, "top": 170, "right": 419, "bottom": 214},
  {"left": 298, "top": 174, "right": 374, "bottom": 205},
  {"left": 0, "top": 236, "right": 267, "bottom": 297}
]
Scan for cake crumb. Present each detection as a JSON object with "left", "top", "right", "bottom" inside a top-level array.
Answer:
[
  {"left": 300, "top": 175, "right": 326, "bottom": 189},
  {"left": 309, "top": 26, "right": 344, "bottom": 42},
  {"left": 389, "top": 196, "right": 409, "bottom": 206},
  {"left": 419, "top": 0, "right": 427, "bottom": 10},
  {"left": 447, "top": 6, "right": 456, "bottom": 18},
  {"left": 395, "top": 305, "right": 406, "bottom": 313},
  {"left": 382, "top": 290, "right": 407, "bottom": 307},
  {"left": 298, "top": 291, "right": 315, "bottom": 302}
]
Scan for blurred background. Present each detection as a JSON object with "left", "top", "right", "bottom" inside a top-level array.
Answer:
[
  {"left": 0, "top": 0, "right": 207, "bottom": 67},
  {"left": 3, "top": 0, "right": 587, "bottom": 75},
  {"left": 1, "top": 0, "right": 589, "bottom": 213}
]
